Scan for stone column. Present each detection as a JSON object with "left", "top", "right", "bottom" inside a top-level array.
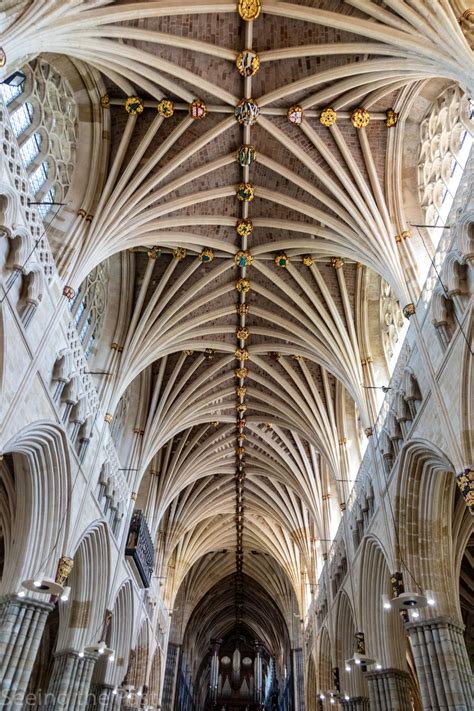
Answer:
[
  {"left": 340, "top": 697, "right": 370, "bottom": 710},
  {"left": 161, "top": 643, "right": 180, "bottom": 711},
  {"left": 42, "top": 650, "right": 97, "bottom": 711},
  {"left": 291, "top": 648, "right": 304, "bottom": 711},
  {"left": 0, "top": 595, "right": 53, "bottom": 710},
  {"left": 406, "top": 617, "right": 473, "bottom": 710},
  {"left": 365, "top": 668, "right": 413, "bottom": 710},
  {"left": 86, "top": 684, "right": 119, "bottom": 711}
]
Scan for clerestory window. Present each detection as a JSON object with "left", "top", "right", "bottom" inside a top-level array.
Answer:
[
  {"left": 0, "top": 58, "right": 77, "bottom": 220},
  {"left": 418, "top": 85, "right": 473, "bottom": 242}
]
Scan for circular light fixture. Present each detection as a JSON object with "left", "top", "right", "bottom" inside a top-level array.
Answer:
[
  {"left": 390, "top": 591, "right": 427, "bottom": 611},
  {"left": 22, "top": 575, "right": 64, "bottom": 597},
  {"left": 85, "top": 641, "right": 115, "bottom": 658},
  {"left": 345, "top": 652, "right": 376, "bottom": 668}
]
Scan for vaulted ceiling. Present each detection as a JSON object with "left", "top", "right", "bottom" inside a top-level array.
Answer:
[{"left": 3, "top": 0, "right": 471, "bottom": 662}]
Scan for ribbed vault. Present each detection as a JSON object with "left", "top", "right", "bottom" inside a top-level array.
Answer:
[{"left": 2, "top": 0, "right": 471, "bottom": 700}]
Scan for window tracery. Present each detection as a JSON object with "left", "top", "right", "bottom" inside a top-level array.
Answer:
[
  {"left": 111, "top": 392, "right": 131, "bottom": 448},
  {"left": 71, "top": 262, "right": 109, "bottom": 358},
  {"left": 418, "top": 84, "right": 473, "bottom": 236},
  {"left": 380, "top": 279, "right": 406, "bottom": 366},
  {"left": 0, "top": 58, "right": 77, "bottom": 219}
]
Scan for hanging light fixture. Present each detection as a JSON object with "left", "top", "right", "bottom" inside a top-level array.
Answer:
[
  {"left": 85, "top": 639, "right": 115, "bottom": 659},
  {"left": 21, "top": 572, "right": 64, "bottom": 597},
  {"left": 344, "top": 651, "right": 376, "bottom": 669},
  {"left": 387, "top": 571, "right": 428, "bottom": 614},
  {"left": 389, "top": 590, "right": 428, "bottom": 612}
]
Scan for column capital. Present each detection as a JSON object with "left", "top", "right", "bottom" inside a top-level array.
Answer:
[
  {"left": 53, "top": 647, "right": 99, "bottom": 663},
  {"left": 1, "top": 593, "right": 54, "bottom": 614},
  {"left": 365, "top": 666, "right": 411, "bottom": 682},
  {"left": 405, "top": 615, "right": 465, "bottom": 633}
]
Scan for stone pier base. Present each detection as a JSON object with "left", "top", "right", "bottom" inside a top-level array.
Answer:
[
  {"left": 406, "top": 617, "right": 473, "bottom": 710},
  {"left": 42, "top": 650, "right": 97, "bottom": 711},
  {"left": 0, "top": 595, "right": 53, "bottom": 710},
  {"left": 366, "top": 667, "right": 413, "bottom": 710}
]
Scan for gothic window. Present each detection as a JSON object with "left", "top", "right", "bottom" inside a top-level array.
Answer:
[
  {"left": 0, "top": 58, "right": 77, "bottom": 220},
  {"left": 111, "top": 392, "right": 131, "bottom": 447},
  {"left": 418, "top": 85, "right": 473, "bottom": 239},
  {"left": 70, "top": 262, "right": 109, "bottom": 358},
  {"left": 380, "top": 278, "right": 406, "bottom": 366},
  {"left": 0, "top": 81, "right": 22, "bottom": 105}
]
